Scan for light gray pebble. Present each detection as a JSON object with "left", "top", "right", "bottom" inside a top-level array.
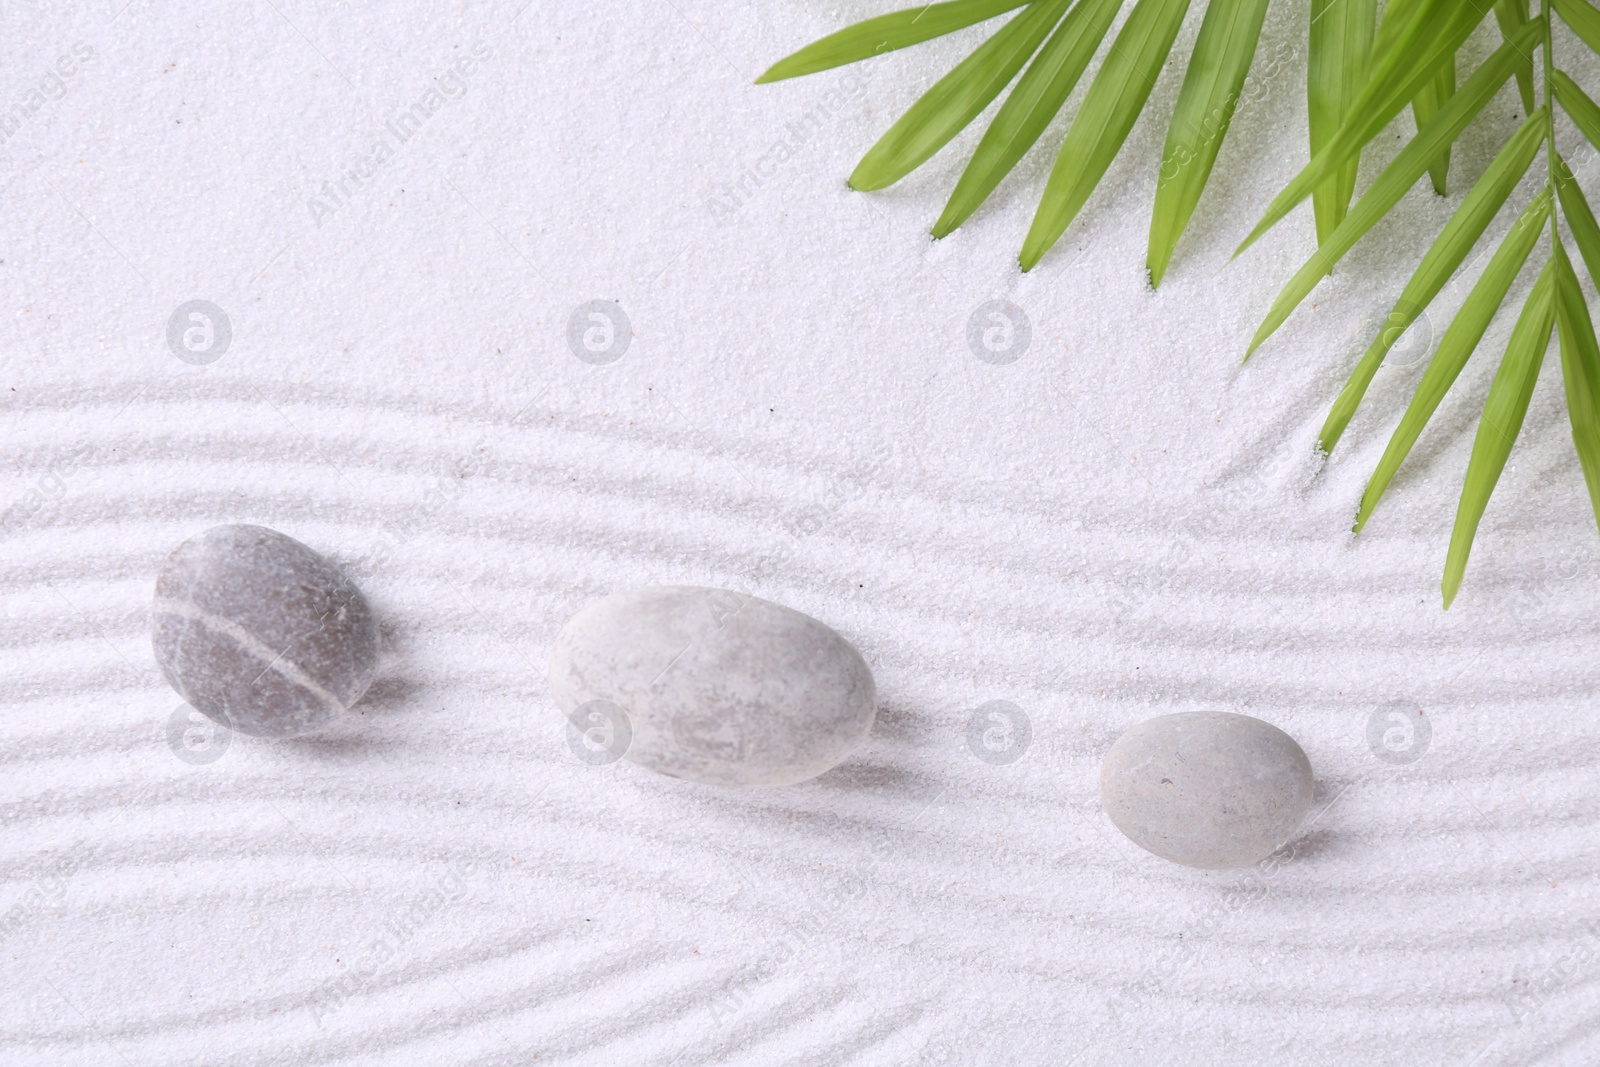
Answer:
[
  {"left": 152, "top": 524, "right": 379, "bottom": 738},
  {"left": 1100, "top": 711, "right": 1314, "bottom": 869},
  {"left": 548, "top": 586, "right": 875, "bottom": 786}
]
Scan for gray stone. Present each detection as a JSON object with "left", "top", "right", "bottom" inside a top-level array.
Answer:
[
  {"left": 548, "top": 586, "right": 875, "bottom": 786},
  {"left": 1099, "top": 711, "right": 1315, "bottom": 870},
  {"left": 152, "top": 525, "right": 380, "bottom": 738}
]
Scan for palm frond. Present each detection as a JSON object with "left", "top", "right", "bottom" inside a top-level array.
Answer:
[
  {"left": 755, "top": 0, "right": 1031, "bottom": 83},
  {"left": 1146, "top": 0, "right": 1271, "bottom": 286},
  {"left": 1553, "top": 237, "right": 1600, "bottom": 529},
  {"left": 1245, "top": 38, "right": 1535, "bottom": 357},
  {"left": 850, "top": 0, "right": 1073, "bottom": 190},
  {"left": 1553, "top": 67, "right": 1600, "bottom": 150},
  {"left": 1274, "top": 2, "right": 1600, "bottom": 603},
  {"left": 1307, "top": 0, "right": 1375, "bottom": 244},
  {"left": 1555, "top": 156, "right": 1600, "bottom": 286},
  {"left": 1020, "top": 0, "right": 1194, "bottom": 269},
  {"left": 1236, "top": 1, "right": 1504, "bottom": 255},
  {"left": 935, "top": 0, "right": 1123, "bottom": 236},
  {"left": 1492, "top": 0, "right": 1537, "bottom": 112},
  {"left": 1554, "top": 0, "right": 1600, "bottom": 53},
  {"left": 1320, "top": 112, "right": 1547, "bottom": 454},
  {"left": 1443, "top": 263, "right": 1555, "bottom": 607},
  {"left": 1411, "top": 55, "right": 1456, "bottom": 195},
  {"left": 761, "top": 0, "right": 1274, "bottom": 278},
  {"left": 761, "top": 0, "right": 1600, "bottom": 603},
  {"left": 1354, "top": 192, "right": 1552, "bottom": 533}
]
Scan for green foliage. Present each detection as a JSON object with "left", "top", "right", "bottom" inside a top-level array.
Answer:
[
  {"left": 1554, "top": 236, "right": 1600, "bottom": 535},
  {"left": 1146, "top": 0, "right": 1271, "bottom": 285},
  {"left": 848, "top": 0, "right": 1073, "bottom": 191},
  {"left": 936, "top": 0, "right": 1123, "bottom": 237},
  {"left": 760, "top": 0, "right": 1600, "bottom": 604},
  {"left": 1235, "top": 3, "right": 1508, "bottom": 255},
  {"left": 1021, "top": 0, "right": 1195, "bottom": 269},
  {"left": 758, "top": 0, "right": 1246, "bottom": 273},
  {"left": 1245, "top": 39, "right": 1537, "bottom": 358},
  {"left": 1245, "top": 0, "right": 1600, "bottom": 605},
  {"left": 1354, "top": 192, "right": 1551, "bottom": 536},
  {"left": 1443, "top": 262, "right": 1555, "bottom": 606},
  {"left": 754, "top": 0, "right": 1031, "bottom": 84},
  {"left": 1307, "top": 0, "right": 1375, "bottom": 243},
  {"left": 1496, "top": 0, "right": 1538, "bottom": 111},
  {"left": 1321, "top": 113, "right": 1548, "bottom": 455},
  {"left": 1411, "top": 55, "right": 1456, "bottom": 195}
]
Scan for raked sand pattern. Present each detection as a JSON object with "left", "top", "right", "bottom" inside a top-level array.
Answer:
[{"left": 4, "top": 2, "right": 1600, "bottom": 1065}]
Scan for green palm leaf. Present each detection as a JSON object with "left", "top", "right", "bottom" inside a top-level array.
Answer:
[
  {"left": 755, "top": 0, "right": 1031, "bottom": 83},
  {"left": 1246, "top": 51, "right": 1527, "bottom": 358},
  {"left": 1348, "top": 0, "right": 1481, "bottom": 146},
  {"left": 1552, "top": 68, "right": 1600, "bottom": 152},
  {"left": 1020, "top": 0, "right": 1194, "bottom": 270},
  {"left": 1146, "top": 0, "right": 1271, "bottom": 286},
  {"left": 1493, "top": 0, "right": 1537, "bottom": 112},
  {"left": 1237, "top": 3, "right": 1514, "bottom": 256},
  {"left": 1411, "top": 56, "right": 1456, "bottom": 195},
  {"left": 1553, "top": 0, "right": 1600, "bottom": 56},
  {"left": 1443, "top": 261, "right": 1556, "bottom": 607},
  {"left": 1320, "top": 110, "right": 1547, "bottom": 454},
  {"left": 1356, "top": 190, "right": 1552, "bottom": 532},
  {"left": 1307, "top": 0, "right": 1376, "bottom": 244},
  {"left": 1555, "top": 157, "right": 1600, "bottom": 287},
  {"left": 935, "top": 0, "right": 1124, "bottom": 237},
  {"left": 1553, "top": 238, "right": 1600, "bottom": 530},
  {"left": 851, "top": 0, "right": 1073, "bottom": 191},
  {"left": 762, "top": 0, "right": 1600, "bottom": 601},
  {"left": 1367, "top": 0, "right": 1428, "bottom": 67}
]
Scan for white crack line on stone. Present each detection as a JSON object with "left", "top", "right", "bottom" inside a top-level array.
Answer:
[{"left": 152, "top": 598, "right": 347, "bottom": 715}]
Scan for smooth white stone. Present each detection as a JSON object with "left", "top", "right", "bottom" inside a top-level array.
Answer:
[
  {"left": 548, "top": 586, "right": 876, "bottom": 786},
  {"left": 1100, "top": 711, "right": 1315, "bottom": 870}
]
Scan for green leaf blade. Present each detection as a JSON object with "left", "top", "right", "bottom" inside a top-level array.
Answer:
[
  {"left": 1494, "top": 0, "right": 1536, "bottom": 112},
  {"left": 1320, "top": 110, "right": 1547, "bottom": 453},
  {"left": 1020, "top": 0, "right": 1195, "bottom": 271},
  {"left": 1307, "top": 0, "right": 1376, "bottom": 244},
  {"left": 1411, "top": 55, "right": 1456, "bottom": 195},
  {"left": 1236, "top": 3, "right": 1515, "bottom": 257},
  {"left": 1554, "top": 0, "right": 1600, "bottom": 57},
  {"left": 935, "top": 0, "right": 1125, "bottom": 238},
  {"left": 1246, "top": 55, "right": 1527, "bottom": 358},
  {"left": 1553, "top": 238, "right": 1600, "bottom": 533},
  {"left": 1555, "top": 154, "right": 1600, "bottom": 287},
  {"left": 1356, "top": 190, "right": 1552, "bottom": 531},
  {"left": 1443, "top": 261, "right": 1557, "bottom": 607},
  {"left": 1368, "top": 0, "right": 1429, "bottom": 69},
  {"left": 850, "top": 0, "right": 1072, "bottom": 192},
  {"left": 756, "top": 0, "right": 1032, "bottom": 83},
  {"left": 1552, "top": 68, "right": 1600, "bottom": 154},
  {"left": 1146, "top": 0, "right": 1271, "bottom": 286}
]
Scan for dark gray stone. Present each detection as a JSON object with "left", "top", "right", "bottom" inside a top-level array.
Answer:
[
  {"left": 152, "top": 525, "right": 379, "bottom": 738},
  {"left": 1100, "top": 711, "right": 1315, "bottom": 869}
]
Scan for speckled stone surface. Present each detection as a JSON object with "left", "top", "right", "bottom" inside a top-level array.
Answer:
[
  {"left": 548, "top": 586, "right": 876, "bottom": 787},
  {"left": 152, "top": 524, "right": 380, "bottom": 738},
  {"left": 1100, "top": 711, "right": 1315, "bottom": 870}
]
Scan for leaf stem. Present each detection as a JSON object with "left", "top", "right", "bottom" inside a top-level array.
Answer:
[{"left": 1545, "top": 0, "right": 1557, "bottom": 251}]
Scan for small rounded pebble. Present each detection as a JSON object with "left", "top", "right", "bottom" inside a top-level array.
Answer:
[
  {"left": 151, "top": 524, "right": 380, "bottom": 739},
  {"left": 1099, "top": 711, "right": 1314, "bottom": 870},
  {"left": 548, "top": 586, "right": 876, "bottom": 786}
]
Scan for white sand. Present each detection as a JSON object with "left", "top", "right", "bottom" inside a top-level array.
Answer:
[{"left": 3, "top": 1, "right": 1599, "bottom": 1063}]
